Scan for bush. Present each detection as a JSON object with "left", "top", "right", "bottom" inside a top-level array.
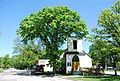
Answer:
[{"left": 0, "top": 68, "right": 4, "bottom": 73}]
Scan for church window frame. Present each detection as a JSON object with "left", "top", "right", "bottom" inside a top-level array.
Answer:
[
  {"left": 67, "top": 62, "right": 71, "bottom": 66},
  {"left": 73, "top": 40, "right": 77, "bottom": 49}
]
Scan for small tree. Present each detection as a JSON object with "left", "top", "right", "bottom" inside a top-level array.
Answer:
[
  {"left": 2, "top": 54, "right": 12, "bottom": 69},
  {"left": 12, "top": 37, "right": 46, "bottom": 69}
]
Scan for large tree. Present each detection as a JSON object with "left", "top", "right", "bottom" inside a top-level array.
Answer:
[
  {"left": 17, "top": 6, "right": 88, "bottom": 72},
  {"left": 89, "top": 1, "right": 120, "bottom": 75},
  {"left": 98, "top": 1, "right": 120, "bottom": 75}
]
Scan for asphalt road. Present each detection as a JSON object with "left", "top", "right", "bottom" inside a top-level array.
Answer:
[
  {"left": 0, "top": 68, "right": 73, "bottom": 81},
  {"left": 1, "top": 68, "right": 120, "bottom": 81}
]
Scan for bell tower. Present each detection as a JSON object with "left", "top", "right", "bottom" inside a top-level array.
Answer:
[{"left": 67, "top": 37, "right": 82, "bottom": 52}]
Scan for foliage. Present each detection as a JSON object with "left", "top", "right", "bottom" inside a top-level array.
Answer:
[
  {"left": 89, "top": 39, "right": 110, "bottom": 67},
  {"left": 0, "top": 57, "right": 2, "bottom": 67},
  {"left": 12, "top": 37, "right": 46, "bottom": 69},
  {"left": 0, "top": 68, "right": 4, "bottom": 73},
  {"left": 17, "top": 6, "right": 88, "bottom": 72},
  {"left": 98, "top": 1, "right": 120, "bottom": 47},
  {"left": 12, "top": 53, "right": 39, "bottom": 69},
  {"left": 0, "top": 54, "right": 12, "bottom": 69},
  {"left": 89, "top": 1, "right": 120, "bottom": 75}
]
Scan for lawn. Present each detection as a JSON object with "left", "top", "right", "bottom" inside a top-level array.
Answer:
[{"left": 67, "top": 76, "right": 120, "bottom": 81}]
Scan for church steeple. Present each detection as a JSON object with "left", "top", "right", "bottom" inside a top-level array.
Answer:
[{"left": 67, "top": 36, "right": 82, "bottom": 52}]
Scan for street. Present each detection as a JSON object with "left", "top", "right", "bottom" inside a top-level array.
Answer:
[{"left": 0, "top": 68, "right": 73, "bottom": 81}]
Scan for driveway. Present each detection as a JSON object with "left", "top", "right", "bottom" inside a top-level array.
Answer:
[{"left": 0, "top": 68, "right": 73, "bottom": 81}]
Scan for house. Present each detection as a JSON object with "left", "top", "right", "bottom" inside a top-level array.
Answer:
[
  {"left": 37, "top": 59, "right": 53, "bottom": 72},
  {"left": 61, "top": 36, "right": 92, "bottom": 74},
  {"left": 31, "top": 59, "right": 53, "bottom": 74}
]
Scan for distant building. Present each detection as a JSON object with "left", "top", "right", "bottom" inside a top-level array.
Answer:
[
  {"left": 61, "top": 36, "right": 92, "bottom": 74},
  {"left": 37, "top": 59, "right": 53, "bottom": 72}
]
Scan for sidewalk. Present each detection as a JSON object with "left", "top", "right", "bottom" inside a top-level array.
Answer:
[{"left": 105, "top": 70, "right": 120, "bottom": 75}]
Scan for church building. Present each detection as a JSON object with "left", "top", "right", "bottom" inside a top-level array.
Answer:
[{"left": 61, "top": 36, "right": 92, "bottom": 74}]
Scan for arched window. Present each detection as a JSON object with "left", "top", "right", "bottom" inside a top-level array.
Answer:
[
  {"left": 72, "top": 55, "right": 79, "bottom": 62},
  {"left": 67, "top": 62, "right": 71, "bottom": 66}
]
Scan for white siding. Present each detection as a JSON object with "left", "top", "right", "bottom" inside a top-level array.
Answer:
[
  {"left": 38, "top": 59, "right": 53, "bottom": 72},
  {"left": 67, "top": 37, "right": 83, "bottom": 52},
  {"left": 68, "top": 37, "right": 74, "bottom": 51},
  {"left": 77, "top": 40, "right": 82, "bottom": 52},
  {"left": 44, "top": 65, "right": 53, "bottom": 72},
  {"left": 66, "top": 54, "right": 74, "bottom": 73},
  {"left": 79, "top": 55, "right": 92, "bottom": 68},
  {"left": 66, "top": 54, "right": 92, "bottom": 74}
]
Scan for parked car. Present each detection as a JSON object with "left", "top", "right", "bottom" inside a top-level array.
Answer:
[{"left": 31, "top": 65, "right": 44, "bottom": 75}]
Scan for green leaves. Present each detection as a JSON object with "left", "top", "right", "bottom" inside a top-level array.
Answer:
[
  {"left": 12, "top": 37, "right": 46, "bottom": 69},
  {"left": 17, "top": 6, "right": 88, "bottom": 72},
  {"left": 98, "top": 1, "right": 120, "bottom": 46},
  {"left": 18, "top": 6, "right": 87, "bottom": 42},
  {"left": 111, "top": 1, "right": 120, "bottom": 13},
  {"left": 0, "top": 54, "right": 13, "bottom": 69},
  {"left": 89, "top": 1, "right": 120, "bottom": 74}
]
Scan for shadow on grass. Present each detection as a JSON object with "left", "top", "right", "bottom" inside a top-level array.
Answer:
[
  {"left": 83, "top": 75, "right": 120, "bottom": 81},
  {"left": 68, "top": 75, "right": 120, "bottom": 81},
  {"left": 100, "top": 76, "right": 120, "bottom": 81}
]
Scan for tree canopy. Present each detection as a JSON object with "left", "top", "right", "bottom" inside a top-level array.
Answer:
[
  {"left": 17, "top": 6, "right": 88, "bottom": 72},
  {"left": 89, "top": 1, "right": 120, "bottom": 75},
  {"left": 12, "top": 37, "right": 46, "bottom": 69},
  {"left": 98, "top": 1, "right": 120, "bottom": 47}
]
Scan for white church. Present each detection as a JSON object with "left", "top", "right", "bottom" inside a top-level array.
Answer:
[{"left": 61, "top": 36, "right": 92, "bottom": 74}]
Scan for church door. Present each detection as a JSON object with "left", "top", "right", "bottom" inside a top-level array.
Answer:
[{"left": 72, "top": 55, "right": 79, "bottom": 71}]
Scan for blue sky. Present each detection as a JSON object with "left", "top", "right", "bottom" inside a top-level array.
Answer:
[{"left": 0, "top": 0, "right": 116, "bottom": 56}]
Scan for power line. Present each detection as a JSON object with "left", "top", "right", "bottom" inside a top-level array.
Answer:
[{"left": 0, "top": 0, "right": 19, "bottom": 9}]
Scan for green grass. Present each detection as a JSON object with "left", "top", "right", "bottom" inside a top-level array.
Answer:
[
  {"left": 0, "top": 68, "right": 4, "bottom": 73},
  {"left": 67, "top": 76, "right": 120, "bottom": 81}
]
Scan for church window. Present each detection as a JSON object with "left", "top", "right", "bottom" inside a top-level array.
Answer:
[
  {"left": 46, "top": 64, "right": 49, "bottom": 67},
  {"left": 73, "top": 40, "right": 77, "bottom": 49},
  {"left": 67, "top": 62, "right": 71, "bottom": 66}
]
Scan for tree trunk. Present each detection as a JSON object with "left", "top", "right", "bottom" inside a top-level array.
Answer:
[
  {"left": 114, "top": 68, "right": 117, "bottom": 76},
  {"left": 96, "top": 64, "right": 100, "bottom": 75},
  {"left": 53, "top": 61, "right": 56, "bottom": 74},
  {"left": 113, "top": 62, "right": 117, "bottom": 76}
]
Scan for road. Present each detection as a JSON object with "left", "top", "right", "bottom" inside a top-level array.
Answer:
[{"left": 0, "top": 68, "right": 73, "bottom": 81}]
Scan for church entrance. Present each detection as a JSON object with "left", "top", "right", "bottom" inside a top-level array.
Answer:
[{"left": 72, "top": 55, "right": 79, "bottom": 71}]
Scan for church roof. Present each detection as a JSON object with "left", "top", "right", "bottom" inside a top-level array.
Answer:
[
  {"left": 65, "top": 51, "right": 86, "bottom": 56},
  {"left": 65, "top": 51, "right": 79, "bottom": 54},
  {"left": 60, "top": 49, "right": 91, "bottom": 59}
]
